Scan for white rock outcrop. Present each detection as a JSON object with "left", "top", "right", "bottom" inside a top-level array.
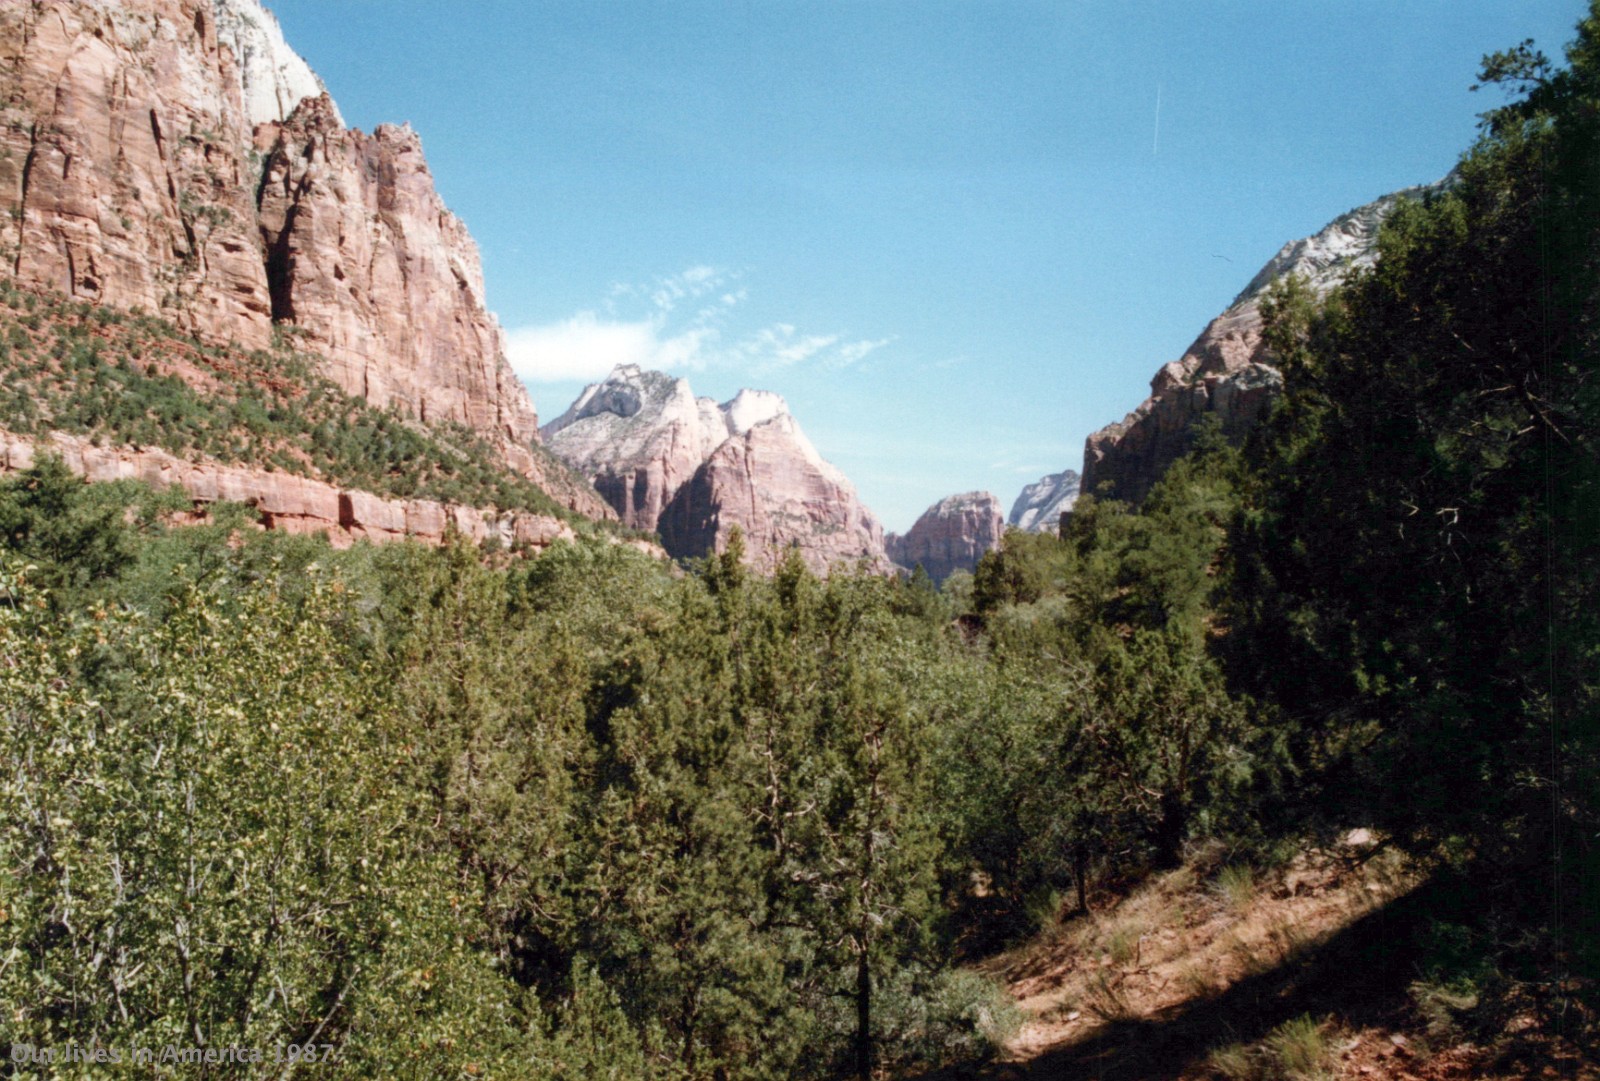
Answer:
[
  {"left": 543, "top": 365, "right": 888, "bottom": 572},
  {"left": 212, "top": 0, "right": 342, "bottom": 129},
  {"left": 1082, "top": 181, "right": 1445, "bottom": 505},
  {"left": 1009, "top": 470, "right": 1080, "bottom": 533}
]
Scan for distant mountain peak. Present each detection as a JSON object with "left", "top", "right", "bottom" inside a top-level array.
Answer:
[
  {"left": 1009, "top": 470, "right": 1080, "bottom": 533},
  {"left": 886, "top": 491, "right": 1005, "bottom": 583},
  {"left": 543, "top": 366, "right": 886, "bottom": 572}
]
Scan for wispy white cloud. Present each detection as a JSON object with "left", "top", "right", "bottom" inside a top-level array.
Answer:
[
  {"left": 828, "top": 337, "right": 894, "bottom": 370},
  {"left": 734, "top": 324, "right": 839, "bottom": 370},
  {"left": 649, "top": 264, "right": 724, "bottom": 314},
  {"left": 506, "top": 313, "right": 660, "bottom": 383},
  {"left": 505, "top": 312, "right": 720, "bottom": 383},
  {"left": 507, "top": 266, "right": 892, "bottom": 383}
]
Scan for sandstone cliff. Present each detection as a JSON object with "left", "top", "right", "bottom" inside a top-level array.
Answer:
[
  {"left": 543, "top": 366, "right": 731, "bottom": 536},
  {"left": 1009, "top": 470, "right": 1079, "bottom": 534},
  {"left": 544, "top": 365, "right": 889, "bottom": 573},
  {"left": 0, "top": 0, "right": 545, "bottom": 473},
  {"left": 886, "top": 491, "right": 1005, "bottom": 584},
  {"left": 1081, "top": 186, "right": 1433, "bottom": 505},
  {"left": 1, "top": 429, "right": 581, "bottom": 552}
]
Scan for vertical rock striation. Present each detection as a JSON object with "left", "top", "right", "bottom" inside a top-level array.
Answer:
[
  {"left": 543, "top": 364, "right": 889, "bottom": 573},
  {"left": 254, "top": 96, "right": 540, "bottom": 448},
  {"left": 542, "top": 365, "right": 732, "bottom": 535},
  {"left": 885, "top": 491, "right": 1006, "bottom": 583},
  {"left": 1, "top": 0, "right": 276, "bottom": 348},
  {"left": 0, "top": 0, "right": 546, "bottom": 474}
]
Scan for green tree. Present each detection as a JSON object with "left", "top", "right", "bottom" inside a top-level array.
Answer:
[
  {"left": 0, "top": 562, "right": 526, "bottom": 1078},
  {"left": 1227, "top": 4, "right": 1600, "bottom": 960}
]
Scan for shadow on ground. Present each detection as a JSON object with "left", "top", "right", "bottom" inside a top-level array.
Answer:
[{"left": 915, "top": 874, "right": 1491, "bottom": 1081}]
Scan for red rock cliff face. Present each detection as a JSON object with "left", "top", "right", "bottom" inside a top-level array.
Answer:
[
  {"left": 0, "top": 0, "right": 544, "bottom": 463},
  {"left": 661, "top": 412, "right": 890, "bottom": 574},
  {"left": 0, "top": 0, "right": 274, "bottom": 347},
  {"left": 1080, "top": 306, "right": 1283, "bottom": 506},
  {"left": 255, "top": 97, "right": 539, "bottom": 448},
  {"left": 885, "top": 491, "right": 1005, "bottom": 583}
]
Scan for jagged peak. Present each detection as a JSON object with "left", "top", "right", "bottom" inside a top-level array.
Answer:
[
  {"left": 541, "top": 364, "right": 693, "bottom": 437},
  {"left": 541, "top": 365, "right": 863, "bottom": 538},
  {"left": 543, "top": 366, "right": 805, "bottom": 448},
  {"left": 723, "top": 387, "right": 790, "bottom": 435}
]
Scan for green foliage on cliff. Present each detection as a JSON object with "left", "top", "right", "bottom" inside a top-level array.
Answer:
[
  {"left": 0, "top": 6, "right": 1595, "bottom": 1077},
  {"left": 0, "top": 280, "right": 598, "bottom": 527}
]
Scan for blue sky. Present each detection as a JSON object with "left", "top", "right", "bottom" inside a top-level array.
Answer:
[{"left": 268, "top": 0, "right": 1585, "bottom": 531}]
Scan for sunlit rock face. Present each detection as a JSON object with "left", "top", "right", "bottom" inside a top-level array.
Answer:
[
  {"left": 254, "top": 95, "right": 542, "bottom": 450},
  {"left": 0, "top": 0, "right": 550, "bottom": 480},
  {"left": 886, "top": 491, "right": 1006, "bottom": 584},
  {"left": 0, "top": 430, "right": 581, "bottom": 552},
  {"left": 212, "top": 0, "right": 340, "bottom": 129},
  {"left": 1082, "top": 185, "right": 1438, "bottom": 505},
  {"left": 1009, "top": 470, "right": 1080, "bottom": 534},
  {"left": 544, "top": 364, "right": 890, "bottom": 573}
]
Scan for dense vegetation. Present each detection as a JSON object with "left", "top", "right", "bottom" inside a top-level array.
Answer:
[
  {"left": 0, "top": 422, "right": 1307, "bottom": 1079},
  {"left": 1228, "top": 6, "right": 1599, "bottom": 970},
  {"left": 0, "top": 6, "right": 1595, "bottom": 1079},
  {"left": 0, "top": 279, "right": 599, "bottom": 526}
]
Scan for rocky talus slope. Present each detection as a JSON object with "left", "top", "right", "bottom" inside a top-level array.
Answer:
[
  {"left": 886, "top": 491, "right": 1006, "bottom": 583},
  {"left": 0, "top": 0, "right": 580, "bottom": 507},
  {"left": 544, "top": 365, "right": 889, "bottom": 573},
  {"left": 1009, "top": 470, "right": 1079, "bottom": 534},
  {"left": 1081, "top": 185, "right": 1434, "bottom": 505}
]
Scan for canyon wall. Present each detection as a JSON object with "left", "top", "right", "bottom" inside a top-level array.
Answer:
[
  {"left": 0, "top": 0, "right": 544, "bottom": 464},
  {"left": 1081, "top": 186, "right": 1434, "bottom": 505},
  {"left": 544, "top": 365, "right": 889, "bottom": 573},
  {"left": 886, "top": 491, "right": 1006, "bottom": 583}
]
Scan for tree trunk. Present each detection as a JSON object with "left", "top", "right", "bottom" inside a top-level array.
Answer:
[
  {"left": 1154, "top": 791, "right": 1187, "bottom": 869},
  {"left": 1073, "top": 843, "right": 1090, "bottom": 914},
  {"left": 856, "top": 946, "right": 872, "bottom": 1081}
]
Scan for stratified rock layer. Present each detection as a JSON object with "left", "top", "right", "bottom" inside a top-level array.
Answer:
[
  {"left": 1082, "top": 186, "right": 1434, "bottom": 505},
  {"left": 1009, "top": 470, "right": 1079, "bottom": 534},
  {"left": 0, "top": 0, "right": 546, "bottom": 474},
  {"left": 886, "top": 491, "right": 1005, "bottom": 583},
  {"left": 0, "top": 430, "right": 583, "bottom": 552},
  {"left": 544, "top": 365, "right": 889, "bottom": 573}
]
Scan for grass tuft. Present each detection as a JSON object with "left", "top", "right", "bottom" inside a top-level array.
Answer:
[
  {"left": 1264, "top": 1013, "right": 1332, "bottom": 1080},
  {"left": 1216, "top": 863, "right": 1256, "bottom": 910}
]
